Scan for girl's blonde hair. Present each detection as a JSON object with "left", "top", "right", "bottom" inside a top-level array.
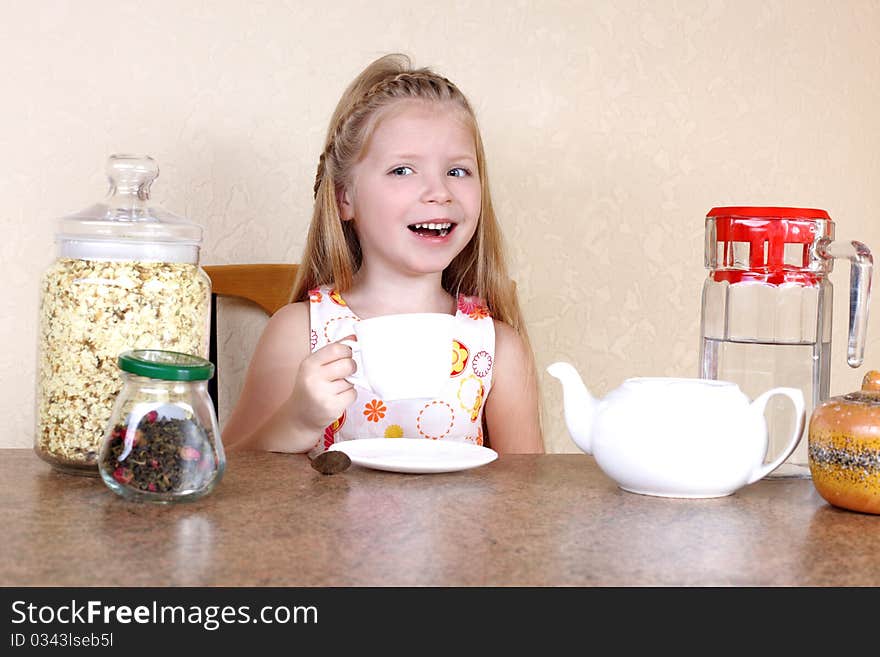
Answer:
[{"left": 291, "top": 53, "right": 528, "bottom": 339}]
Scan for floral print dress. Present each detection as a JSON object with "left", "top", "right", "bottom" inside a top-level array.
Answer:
[{"left": 307, "top": 284, "right": 495, "bottom": 456}]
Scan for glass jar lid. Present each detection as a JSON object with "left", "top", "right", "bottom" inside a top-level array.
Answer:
[
  {"left": 118, "top": 350, "right": 214, "bottom": 381},
  {"left": 56, "top": 154, "right": 202, "bottom": 263}
]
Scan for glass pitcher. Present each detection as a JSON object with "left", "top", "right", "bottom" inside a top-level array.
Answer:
[{"left": 699, "top": 206, "right": 872, "bottom": 479}]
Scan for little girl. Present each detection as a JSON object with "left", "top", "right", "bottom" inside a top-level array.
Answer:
[{"left": 223, "top": 53, "right": 544, "bottom": 455}]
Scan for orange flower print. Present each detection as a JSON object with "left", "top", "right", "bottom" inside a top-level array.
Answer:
[
  {"left": 308, "top": 288, "right": 323, "bottom": 303},
  {"left": 363, "top": 399, "right": 387, "bottom": 423},
  {"left": 329, "top": 289, "right": 347, "bottom": 306},
  {"left": 457, "top": 295, "right": 490, "bottom": 320},
  {"left": 451, "top": 340, "right": 469, "bottom": 377},
  {"left": 470, "top": 305, "right": 490, "bottom": 320}
]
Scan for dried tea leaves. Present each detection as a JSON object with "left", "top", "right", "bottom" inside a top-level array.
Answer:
[{"left": 102, "top": 413, "right": 218, "bottom": 494}]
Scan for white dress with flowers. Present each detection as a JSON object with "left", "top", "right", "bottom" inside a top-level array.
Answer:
[{"left": 306, "top": 284, "right": 495, "bottom": 456}]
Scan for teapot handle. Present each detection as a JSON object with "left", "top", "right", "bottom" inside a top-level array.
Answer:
[{"left": 746, "top": 387, "right": 806, "bottom": 484}]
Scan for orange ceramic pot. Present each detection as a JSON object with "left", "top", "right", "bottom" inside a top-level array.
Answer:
[{"left": 809, "top": 370, "right": 880, "bottom": 514}]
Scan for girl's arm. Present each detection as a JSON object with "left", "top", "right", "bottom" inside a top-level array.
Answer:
[
  {"left": 221, "top": 301, "right": 356, "bottom": 453},
  {"left": 483, "top": 320, "right": 545, "bottom": 454}
]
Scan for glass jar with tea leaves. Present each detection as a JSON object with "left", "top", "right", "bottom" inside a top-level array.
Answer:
[
  {"left": 36, "top": 155, "right": 210, "bottom": 475},
  {"left": 99, "top": 350, "right": 225, "bottom": 503}
]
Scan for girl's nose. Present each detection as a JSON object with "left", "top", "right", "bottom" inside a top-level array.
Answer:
[{"left": 421, "top": 175, "right": 453, "bottom": 204}]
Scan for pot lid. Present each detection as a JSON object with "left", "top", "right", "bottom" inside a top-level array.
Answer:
[
  {"left": 118, "top": 349, "right": 214, "bottom": 381},
  {"left": 56, "top": 154, "right": 202, "bottom": 262},
  {"left": 841, "top": 370, "right": 880, "bottom": 406}
]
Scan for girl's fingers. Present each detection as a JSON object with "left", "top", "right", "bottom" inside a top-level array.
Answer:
[
  {"left": 323, "top": 355, "right": 357, "bottom": 381},
  {"left": 330, "top": 378, "right": 356, "bottom": 395},
  {"left": 312, "top": 337, "right": 356, "bottom": 365}
]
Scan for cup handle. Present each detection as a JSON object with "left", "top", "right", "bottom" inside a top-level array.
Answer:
[
  {"left": 339, "top": 338, "right": 371, "bottom": 391},
  {"left": 745, "top": 387, "right": 806, "bottom": 484}
]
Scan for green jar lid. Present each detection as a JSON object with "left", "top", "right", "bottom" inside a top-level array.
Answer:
[{"left": 117, "top": 350, "right": 214, "bottom": 381}]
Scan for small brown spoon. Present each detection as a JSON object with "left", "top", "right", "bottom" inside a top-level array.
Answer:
[{"left": 310, "top": 450, "right": 352, "bottom": 475}]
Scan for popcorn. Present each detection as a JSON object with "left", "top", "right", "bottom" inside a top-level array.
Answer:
[{"left": 35, "top": 258, "right": 210, "bottom": 470}]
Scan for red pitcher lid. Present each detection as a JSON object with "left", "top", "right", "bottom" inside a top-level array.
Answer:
[
  {"left": 706, "top": 206, "right": 833, "bottom": 285},
  {"left": 708, "top": 206, "right": 830, "bottom": 220}
]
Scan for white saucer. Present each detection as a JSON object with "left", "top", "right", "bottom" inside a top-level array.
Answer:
[{"left": 327, "top": 438, "right": 498, "bottom": 474}]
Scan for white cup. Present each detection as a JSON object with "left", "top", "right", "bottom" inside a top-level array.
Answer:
[{"left": 341, "top": 313, "right": 454, "bottom": 400}]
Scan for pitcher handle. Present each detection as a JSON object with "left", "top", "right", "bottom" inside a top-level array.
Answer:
[
  {"left": 746, "top": 387, "right": 806, "bottom": 484},
  {"left": 818, "top": 238, "right": 873, "bottom": 368}
]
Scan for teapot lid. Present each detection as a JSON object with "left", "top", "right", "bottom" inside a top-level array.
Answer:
[{"left": 56, "top": 154, "right": 202, "bottom": 263}]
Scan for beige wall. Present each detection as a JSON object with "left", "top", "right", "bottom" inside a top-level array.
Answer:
[{"left": 4, "top": 1, "right": 879, "bottom": 452}]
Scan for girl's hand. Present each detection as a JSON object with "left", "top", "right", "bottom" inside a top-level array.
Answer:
[
  {"left": 222, "top": 302, "right": 355, "bottom": 453},
  {"left": 286, "top": 336, "right": 358, "bottom": 434}
]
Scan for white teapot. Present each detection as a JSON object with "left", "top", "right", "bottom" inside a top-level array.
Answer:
[{"left": 546, "top": 362, "right": 805, "bottom": 498}]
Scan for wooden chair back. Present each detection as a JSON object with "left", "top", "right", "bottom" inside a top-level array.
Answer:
[{"left": 202, "top": 264, "right": 299, "bottom": 414}]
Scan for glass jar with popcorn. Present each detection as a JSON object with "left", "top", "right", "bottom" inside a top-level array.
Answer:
[{"left": 35, "top": 155, "right": 211, "bottom": 475}]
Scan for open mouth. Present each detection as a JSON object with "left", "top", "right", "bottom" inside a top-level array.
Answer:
[{"left": 407, "top": 222, "right": 455, "bottom": 238}]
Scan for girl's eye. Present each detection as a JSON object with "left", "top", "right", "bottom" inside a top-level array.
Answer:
[
  {"left": 448, "top": 167, "right": 470, "bottom": 178},
  {"left": 389, "top": 166, "right": 413, "bottom": 176}
]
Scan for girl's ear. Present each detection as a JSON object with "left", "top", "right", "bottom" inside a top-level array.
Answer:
[{"left": 337, "top": 185, "right": 355, "bottom": 221}]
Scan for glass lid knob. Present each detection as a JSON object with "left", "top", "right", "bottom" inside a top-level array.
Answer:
[{"left": 106, "top": 154, "right": 159, "bottom": 201}]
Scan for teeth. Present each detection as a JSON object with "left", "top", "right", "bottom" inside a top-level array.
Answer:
[{"left": 411, "top": 222, "right": 452, "bottom": 230}]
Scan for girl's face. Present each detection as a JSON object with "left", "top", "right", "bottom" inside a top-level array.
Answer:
[{"left": 339, "top": 101, "right": 481, "bottom": 278}]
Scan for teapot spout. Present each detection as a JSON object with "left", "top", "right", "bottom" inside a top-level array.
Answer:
[{"left": 546, "top": 361, "right": 598, "bottom": 454}]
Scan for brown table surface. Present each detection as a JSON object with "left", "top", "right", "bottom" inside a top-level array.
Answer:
[{"left": 2, "top": 447, "right": 879, "bottom": 586}]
